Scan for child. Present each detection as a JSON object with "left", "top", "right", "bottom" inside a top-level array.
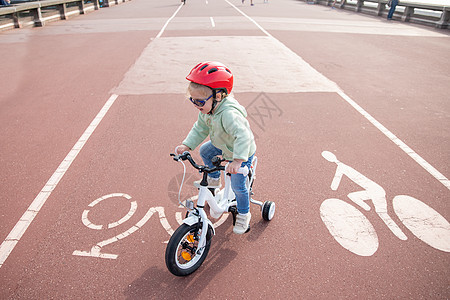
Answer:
[{"left": 175, "top": 61, "right": 256, "bottom": 234}]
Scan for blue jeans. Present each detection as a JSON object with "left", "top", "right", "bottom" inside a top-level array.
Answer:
[
  {"left": 387, "top": 0, "right": 398, "bottom": 19},
  {"left": 199, "top": 141, "right": 254, "bottom": 214}
]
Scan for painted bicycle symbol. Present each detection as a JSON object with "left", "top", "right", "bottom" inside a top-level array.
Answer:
[{"left": 320, "top": 151, "right": 450, "bottom": 256}]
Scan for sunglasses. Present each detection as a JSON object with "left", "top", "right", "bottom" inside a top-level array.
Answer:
[{"left": 189, "top": 94, "right": 213, "bottom": 107}]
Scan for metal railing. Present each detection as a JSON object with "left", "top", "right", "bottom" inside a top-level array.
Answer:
[
  {"left": 2, "top": 0, "right": 448, "bottom": 32},
  {"left": 302, "top": 0, "right": 449, "bottom": 29},
  {"left": 0, "top": 0, "right": 131, "bottom": 31}
]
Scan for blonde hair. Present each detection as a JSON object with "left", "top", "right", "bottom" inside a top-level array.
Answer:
[
  {"left": 187, "top": 82, "right": 228, "bottom": 100},
  {"left": 187, "top": 82, "right": 212, "bottom": 98}
]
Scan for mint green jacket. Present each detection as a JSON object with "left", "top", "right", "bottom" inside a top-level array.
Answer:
[{"left": 183, "top": 96, "right": 256, "bottom": 161}]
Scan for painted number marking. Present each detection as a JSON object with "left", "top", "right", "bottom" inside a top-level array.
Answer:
[
  {"left": 73, "top": 193, "right": 172, "bottom": 259},
  {"left": 81, "top": 193, "right": 137, "bottom": 230},
  {"left": 73, "top": 193, "right": 228, "bottom": 260}
]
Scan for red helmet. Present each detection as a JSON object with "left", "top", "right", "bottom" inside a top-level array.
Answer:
[{"left": 186, "top": 61, "right": 233, "bottom": 94}]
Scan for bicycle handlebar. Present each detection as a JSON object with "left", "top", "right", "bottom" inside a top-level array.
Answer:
[
  {"left": 170, "top": 152, "right": 248, "bottom": 176},
  {"left": 171, "top": 152, "right": 225, "bottom": 173}
]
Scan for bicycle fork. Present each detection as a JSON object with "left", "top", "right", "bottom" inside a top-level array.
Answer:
[{"left": 196, "top": 209, "right": 210, "bottom": 254}]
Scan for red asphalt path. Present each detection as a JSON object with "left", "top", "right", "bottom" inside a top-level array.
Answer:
[{"left": 0, "top": 0, "right": 449, "bottom": 298}]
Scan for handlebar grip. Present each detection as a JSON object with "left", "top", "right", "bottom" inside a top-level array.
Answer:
[
  {"left": 170, "top": 151, "right": 190, "bottom": 162},
  {"left": 238, "top": 166, "right": 249, "bottom": 177},
  {"left": 225, "top": 164, "right": 249, "bottom": 177}
]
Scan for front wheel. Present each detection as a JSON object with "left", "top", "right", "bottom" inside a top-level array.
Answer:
[
  {"left": 393, "top": 195, "right": 450, "bottom": 252},
  {"left": 165, "top": 223, "right": 212, "bottom": 276}
]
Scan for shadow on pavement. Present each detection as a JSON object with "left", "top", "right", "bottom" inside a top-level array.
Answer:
[{"left": 124, "top": 224, "right": 240, "bottom": 299}]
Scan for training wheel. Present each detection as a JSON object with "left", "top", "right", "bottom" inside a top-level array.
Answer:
[{"left": 262, "top": 201, "right": 275, "bottom": 221}]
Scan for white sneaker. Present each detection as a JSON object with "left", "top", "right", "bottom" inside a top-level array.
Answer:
[
  {"left": 233, "top": 213, "right": 251, "bottom": 234},
  {"left": 194, "top": 177, "right": 221, "bottom": 188}
]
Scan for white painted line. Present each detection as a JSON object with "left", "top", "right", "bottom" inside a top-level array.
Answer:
[
  {"left": 155, "top": 3, "right": 184, "bottom": 39},
  {"left": 337, "top": 91, "right": 450, "bottom": 190},
  {"left": 225, "top": 0, "right": 450, "bottom": 191},
  {"left": 210, "top": 17, "right": 215, "bottom": 28},
  {"left": 0, "top": 94, "right": 119, "bottom": 268},
  {"left": 224, "top": 0, "right": 272, "bottom": 37}
]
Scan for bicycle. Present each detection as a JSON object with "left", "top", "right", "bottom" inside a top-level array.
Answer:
[
  {"left": 165, "top": 151, "right": 275, "bottom": 276},
  {"left": 320, "top": 151, "right": 450, "bottom": 256}
]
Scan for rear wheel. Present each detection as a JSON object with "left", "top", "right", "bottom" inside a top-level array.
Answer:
[
  {"left": 320, "top": 198, "right": 378, "bottom": 256},
  {"left": 165, "top": 223, "right": 212, "bottom": 276}
]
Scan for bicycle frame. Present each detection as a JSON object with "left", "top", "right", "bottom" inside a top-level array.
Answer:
[
  {"left": 166, "top": 152, "right": 275, "bottom": 276},
  {"left": 172, "top": 152, "right": 251, "bottom": 255},
  {"left": 187, "top": 164, "right": 252, "bottom": 254}
]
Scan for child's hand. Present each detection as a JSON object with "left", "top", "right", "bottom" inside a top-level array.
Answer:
[
  {"left": 175, "top": 145, "right": 190, "bottom": 155},
  {"left": 228, "top": 159, "right": 244, "bottom": 174}
]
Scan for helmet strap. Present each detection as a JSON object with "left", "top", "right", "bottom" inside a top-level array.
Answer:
[{"left": 208, "top": 90, "right": 218, "bottom": 115}]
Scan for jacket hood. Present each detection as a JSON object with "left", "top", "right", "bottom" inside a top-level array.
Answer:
[{"left": 214, "top": 96, "right": 247, "bottom": 117}]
